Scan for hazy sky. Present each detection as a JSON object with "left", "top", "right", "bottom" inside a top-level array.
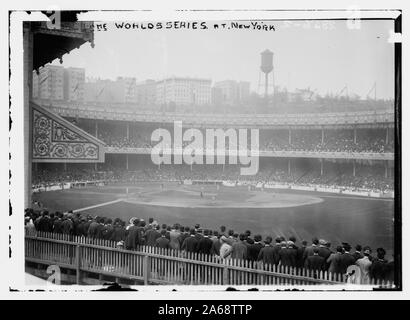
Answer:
[{"left": 51, "top": 19, "right": 395, "bottom": 99}]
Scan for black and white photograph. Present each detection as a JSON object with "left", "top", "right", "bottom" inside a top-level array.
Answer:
[{"left": 3, "top": 2, "right": 408, "bottom": 301}]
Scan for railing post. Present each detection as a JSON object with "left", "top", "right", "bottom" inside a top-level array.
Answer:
[
  {"left": 143, "top": 255, "right": 150, "bottom": 285},
  {"left": 76, "top": 245, "right": 81, "bottom": 285},
  {"left": 222, "top": 265, "right": 228, "bottom": 285}
]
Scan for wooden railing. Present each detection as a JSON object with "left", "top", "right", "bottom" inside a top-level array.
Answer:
[{"left": 25, "top": 232, "right": 395, "bottom": 287}]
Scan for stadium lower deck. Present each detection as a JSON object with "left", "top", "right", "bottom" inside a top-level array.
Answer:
[{"left": 33, "top": 181, "right": 395, "bottom": 257}]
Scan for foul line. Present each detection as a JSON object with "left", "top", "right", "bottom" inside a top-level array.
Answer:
[
  {"left": 73, "top": 199, "right": 124, "bottom": 213},
  {"left": 319, "top": 195, "right": 394, "bottom": 201}
]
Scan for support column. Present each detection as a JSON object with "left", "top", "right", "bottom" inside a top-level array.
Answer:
[
  {"left": 126, "top": 154, "right": 129, "bottom": 170},
  {"left": 126, "top": 122, "right": 130, "bottom": 140},
  {"left": 288, "top": 159, "right": 291, "bottom": 175},
  {"left": 63, "top": 163, "right": 67, "bottom": 172},
  {"left": 95, "top": 120, "right": 98, "bottom": 137},
  {"left": 354, "top": 127, "right": 357, "bottom": 144},
  {"left": 288, "top": 129, "right": 292, "bottom": 145},
  {"left": 321, "top": 128, "right": 324, "bottom": 144},
  {"left": 94, "top": 163, "right": 98, "bottom": 171},
  {"left": 385, "top": 161, "right": 388, "bottom": 179},
  {"left": 386, "top": 128, "right": 389, "bottom": 144},
  {"left": 353, "top": 160, "right": 356, "bottom": 177},
  {"left": 320, "top": 159, "right": 323, "bottom": 176}
]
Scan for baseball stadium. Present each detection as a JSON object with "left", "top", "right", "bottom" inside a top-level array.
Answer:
[
  {"left": 21, "top": 20, "right": 398, "bottom": 287},
  {"left": 30, "top": 101, "right": 396, "bottom": 257}
]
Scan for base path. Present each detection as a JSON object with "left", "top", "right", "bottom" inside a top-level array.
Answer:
[{"left": 73, "top": 199, "right": 124, "bottom": 213}]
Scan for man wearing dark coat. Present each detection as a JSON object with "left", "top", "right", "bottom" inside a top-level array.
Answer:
[
  {"left": 296, "top": 240, "right": 308, "bottom": 268},
  {"left": 272, "top": 237, "right": 283, "bottom": 266},
  {"left": 338, "top": 243, "right": 356, "bottom": 274},
  {"left": 110, "top": 221, "right": 126, "bottom": 242},
  {"left": 247, "top": 235, "right": 264, "bottom": 262},
  {"left": 61, "top": 217, "right": 73, "bottom": 235},
  {"left": 278, "top": 241, "right": 297, "bottom": 268},
  {"left": 303, "top": 237, "right": 319, "bottom": 261},
  {"left": 37, "top": 211, "right": 53, "bottom": 232},
  {"left": 145, "top": 225, "right": 161, "bottom": 246},
  {"left": 87, "top": 218, "right": 100, "bottom": 238},
  {"left": 305, "top": 247, "right": 325, "bottom": 272},
  {"left": 156, "top": 230, "right": 171, "bottom": 249},
  {"left": 231, "top": 233, "right": 248, "bottom": 260},
  {"left": 181, "top": 229, "right": 199, "bottom": 253},
  {"left": 52, "top": 213, "right": 64, "bottom": 234},
  {"left": 370, "top": 248, "right": 388, "bottom": 281},
  {"left": 318, "top": 239, "right": 332, "bottom": 269},
  {"left": 125, "top": 220, "right": 142, "bottom": 250},
  {"left": 352, "top": 244, "right": 364, "bottom": 261},
  {"left": 257, "top": 236, "right": 276, "bottom": 266},
  {"left": 197, "top": 230, "right": 213, "bottom": 255}
]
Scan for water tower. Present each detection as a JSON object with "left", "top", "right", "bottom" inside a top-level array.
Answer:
[{"left": 259, "top": 49, "right": 274, "bottom": 100}]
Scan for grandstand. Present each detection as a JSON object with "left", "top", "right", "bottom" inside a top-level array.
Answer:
[{"left": 32, "top": 99, "right": 395, "bottom": 196}]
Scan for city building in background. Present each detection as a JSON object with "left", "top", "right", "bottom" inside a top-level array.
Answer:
[
  {"left": 156, "top": 77, "right": 212, "bottom": 106},
  {"left": 32, "top": 65, "right": 65, "bottom": 100},
  {"left": 135, "top": 80, "right": 157, "bottom": 106},
  {"left": 213, "top": 80, "right": 250, "bottom": 105},
  {"left": 64, "top": 67, "right": 85, "bottom": 102},
  {"left": 84, "top": 77, "right": 137, "bottom": 104}
]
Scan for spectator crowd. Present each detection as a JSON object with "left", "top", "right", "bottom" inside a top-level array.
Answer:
[
  {"left": 33, "top": 163, "right": 394, "bottom": 193},
  {"left": 86, "top": 124, "right": 394, "bottom": 154},
  {"left": 25, "top": 208, "right": 395, "bottom": 284}
]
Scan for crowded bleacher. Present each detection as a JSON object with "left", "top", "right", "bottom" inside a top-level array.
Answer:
[
  {"left": 24, "top": 207, "right": 395, "bottom": 283},
  {"left": 32, "top": 160, "right": 394, "bottom": 193},
  {"left": 70, "top": 120, "right": 394, "bottom": 153}
]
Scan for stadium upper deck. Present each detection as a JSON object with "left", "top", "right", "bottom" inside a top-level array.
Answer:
[{"left": 38, "top": 100, "right": 394, "bottom": 129}]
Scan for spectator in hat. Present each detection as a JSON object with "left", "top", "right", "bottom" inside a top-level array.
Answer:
[
  {"left": 231, "top": 233, "right": 248, "bottom": 260},
  {"left": 178, "top": 226, "right": 190, "bottom": 247},
  {"left": 370, "top": 247, "right": 388, "bottom": 281},
  {"left": 169, "top": 224, "right": 181, "bottom": 250},
  {"left": 144, "top": 224, "right": 159, "bottom": 246},
  {"left": 353, "top": 244, "right": 364, "bottom": 261},
  {"left": 279, "top": 241, "right": 297, "bottom": 268},
  {"left": 125, "top": 219, "right": 142, "bottom": 250},
  {"left": 37, "top": 210, "right": 53, "bottom": 232},
  {"left": 296, "top": 240, "right": 308, "bottom": 268},
  {"left": 355, "top": 246, "right": 373, "bottom": 284},
  {"left": 210, "top": 231, "right": 222, "bottom": 256},
  {"left": 303, "top": 237, "right": 319, "bottom": 260},
  {"left": 110, "top": 220, "right": 126, "bottom": 242},
  {"left": 102, "top": 218, "right": 114, "bottom": 240},
  {"left": 61, "top": 216, "right": 74, "bottom": 235},
  {"left": 25, "top": 217, "right": 36, "bottom": 236},
  {"left": 248, "top": 235, "right": 264, "bottom": 262},
  {"left": 327, "top": 245, "right": 344, "bottom": 274},
  {"left": 305, "top": 247, "right": 325, "bottom": 272},
  {"left": 156, "top": 229, "right": 171, "bottom": 249},
  {"left": 338, "top": 243, "right": 356, "bottom": 274},
  {"left": 181, "top": 229, "right": 199, "bottom": 253},
  {"left": 52, "top": 212, "right": 64, "bottom": 234},
  {"left": 318, "top": 239, "right": 332, "bottom": 266},
  {"left": 257, "top": 236, "right": 275, "bottom": 265},
  {"left": 219, "top": 236, "right": 233, "bottom": 259},
  {"left": 273, "top": 237, "right": 283, "bottom": 266},
  {"left": 219, "top": 225, "right": 226, "bottom": 237},
  {"left": 197, "top": 229, "right": 213, "bottom": 255}
]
